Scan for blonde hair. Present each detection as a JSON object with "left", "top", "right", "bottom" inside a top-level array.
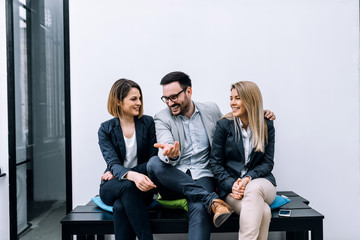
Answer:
[
  {"left": 107, "top": 78, "right": 143, "bottom": 118},
  {"left": 223, "top": 81, "right": 267, "bottom": 152}
]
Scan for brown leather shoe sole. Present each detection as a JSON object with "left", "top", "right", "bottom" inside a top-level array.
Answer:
[{"left": 213, "top": 210, "right": 233, "bottom": 228}]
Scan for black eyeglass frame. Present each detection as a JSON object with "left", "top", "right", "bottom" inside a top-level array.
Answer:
[{"left": 161, "top": 87, "right": 188, "bottom": 103}]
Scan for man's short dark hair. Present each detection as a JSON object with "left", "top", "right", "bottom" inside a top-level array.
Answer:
[{"left": 160, "top": 71, "right": 192, "bottom": 88}]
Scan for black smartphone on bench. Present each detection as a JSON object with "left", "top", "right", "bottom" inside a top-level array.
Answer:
[{"left": 278, "top": 209, "right": 291, "bottom": 217}]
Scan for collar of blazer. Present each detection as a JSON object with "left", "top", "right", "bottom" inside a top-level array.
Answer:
[
  {"left": 112, "top": 117, "right": 144, "bottom": 162},
  {"left": 229, "top": 120, "right": 246, "bottom": 162},
  {"left": 229, "top": 120, "right": 258, "bottom": 167},
  {"left": 194, "top": 101, "right": 215, "bottom": 147}
]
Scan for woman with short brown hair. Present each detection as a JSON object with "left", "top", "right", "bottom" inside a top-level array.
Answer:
[{"left": 98, "top": 78, "right": 157, "bottom": 240}]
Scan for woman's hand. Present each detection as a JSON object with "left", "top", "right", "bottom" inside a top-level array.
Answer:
[
  {"left": 101, "top": 171, "right": 115, "bottom": 181},
  {"left": 125, "top": 171, "right": 157, "bottom": 192},
  {"left": 231, "top": 178, "right": 244, "bottom": 199},
  {"left": 230, "top": 177, "right": 251, "bottom": 200}
]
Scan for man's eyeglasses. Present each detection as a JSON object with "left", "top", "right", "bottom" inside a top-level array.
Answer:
[{"left": 161, "top": 88, "right": 187, "bottom": 103}]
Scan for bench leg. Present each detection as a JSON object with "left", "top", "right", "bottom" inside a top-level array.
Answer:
[
  {"left": 311, "top": 221, "right": 323, "bottom": 240},
  {"left": 62, "top": 226, "right": 73, "bottom": 240},
  {"left": 286, "top": 231, "right": 308, "bottom": 240},
  {"left": 97, "top": 235, "right": 105, "bottom": 240},
  {"left": 78, "top": 235, "right": 86, "bottom": 240},
  {"left": 78, "top": 235, "right": 95, "bottom": 240}
]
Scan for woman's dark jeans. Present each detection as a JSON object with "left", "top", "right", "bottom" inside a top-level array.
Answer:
[{"left": 100, "top": 178, "right": 154, "bottom": 240}]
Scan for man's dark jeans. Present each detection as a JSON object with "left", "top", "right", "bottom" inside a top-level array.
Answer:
[{"left": 147, "top": 156, "right": 219, "bottom": 240}]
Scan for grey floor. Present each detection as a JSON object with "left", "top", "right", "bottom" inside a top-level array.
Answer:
[
  {"left": 153, "top": 232, "right": 285, "bottom": 240},
  {"left": 19, "top": 201, "right": 66, "bottom": 240},
  {"left": 103, "top": 232, "right": 285, "bottom": 239}
]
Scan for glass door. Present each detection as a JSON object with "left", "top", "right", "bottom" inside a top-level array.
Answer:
[{"left": 9, "top": 0, "right": 68, "bottom": 239}]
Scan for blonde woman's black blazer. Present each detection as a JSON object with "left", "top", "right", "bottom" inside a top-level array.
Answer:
[
  {"left": 209, "top": 118, "right": 276, "bottom": 198},
  {"left": 98, "top": 115, "right": 158, "bottom": 182}
]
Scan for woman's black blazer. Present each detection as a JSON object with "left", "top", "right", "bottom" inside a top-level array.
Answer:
[
  {"left": 209, "top": 118, "right": 276, "bottom": 198},
  {"left": 98, "top": 115, "right": 158, "bottom": 181}
]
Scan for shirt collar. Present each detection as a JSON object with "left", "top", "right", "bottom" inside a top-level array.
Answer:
[
  {"left": 193, "top": 104, "right": 200, "bottom": 114},
  {"left": 238, "top": 118, "right": 252, "bottom": 135},
  {"left": 179, "top": 101, "right": 199, "bottom": 120},
  {"left": 238, "top": 118, "right": 244, "bottom": 128}
]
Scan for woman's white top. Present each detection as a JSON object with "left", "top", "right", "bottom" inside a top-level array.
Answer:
[
  {"left": 239, "top": 120, "right": 253, "bottom": 177},
  {"left": 123, "top": 131, "right": 138, "bottom": 169}
]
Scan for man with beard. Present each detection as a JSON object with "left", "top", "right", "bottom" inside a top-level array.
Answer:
[{"left": 147, "top": 71, "right": 275, "bottom": 240}]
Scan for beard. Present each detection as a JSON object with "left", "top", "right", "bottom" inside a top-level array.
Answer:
[{"left": 170, "top": 97, "right": 192, "bottom": 116}]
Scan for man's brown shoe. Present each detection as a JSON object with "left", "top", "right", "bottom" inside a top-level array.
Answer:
[{"left": 210, "top": 199, "right": 234, "bottom": 227}]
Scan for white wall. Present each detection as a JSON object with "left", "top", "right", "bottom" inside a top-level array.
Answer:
[
  {"left": 70, "top": 1, "right": 360, "bottom": 239},
  {"left": 0, "top": 0, "right": 10, "bottom": 239}
]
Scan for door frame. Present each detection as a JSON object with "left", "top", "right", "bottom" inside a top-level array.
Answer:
[
  {"left": 6, "top": 0, "right": 72, "bottom": 239},
  {"left": 63, "top": 0, "right": 72, "bottom": 214},
  {"left": 6, "top": 0, "right": 17, "bottom": 238}
]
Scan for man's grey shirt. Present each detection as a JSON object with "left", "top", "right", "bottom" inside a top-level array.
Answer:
[{"left": 154, "top": 101, "right": 222, "bottom": 180}]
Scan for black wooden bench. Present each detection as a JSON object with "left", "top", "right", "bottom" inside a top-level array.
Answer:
[{"left": 61, "top": 191, "right": 324, "bottom": 240}]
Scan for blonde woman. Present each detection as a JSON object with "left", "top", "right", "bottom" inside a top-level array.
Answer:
[{"left": 209, "top": 81, "right": 276, "bottom": 240}]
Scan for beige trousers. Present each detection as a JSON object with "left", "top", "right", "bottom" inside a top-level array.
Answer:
[{"left": 225, "top": 178, "right": 276, "bottom": 240}]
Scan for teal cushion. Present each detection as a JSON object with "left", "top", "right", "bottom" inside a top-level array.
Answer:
[
  {"left": 91, "top": 196, "right": 160, "bottom": 213},
  {"left": 92, "top": 196, "right": 113, "bottom": 212},
  {"left": 269, "top": 195, "right": 291, "bottom": 209}
]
